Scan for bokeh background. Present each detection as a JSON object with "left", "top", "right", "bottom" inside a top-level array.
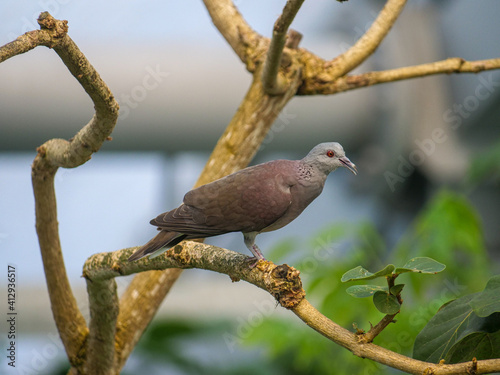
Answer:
[{"left": 1, "top": 0, "right": 500, "bottom": 373}]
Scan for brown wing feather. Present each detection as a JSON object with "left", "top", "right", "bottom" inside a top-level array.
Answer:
[
  {"left": 128, "top": 230, "right": 186, "bottom": 261},
  {"left": 150, "top": 160, "right": 297, "bottom": 237}
]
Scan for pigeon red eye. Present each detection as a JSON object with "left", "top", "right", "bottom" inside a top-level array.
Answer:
[{"left": 326, "top": 150, "right": 335, "bottom": 158}]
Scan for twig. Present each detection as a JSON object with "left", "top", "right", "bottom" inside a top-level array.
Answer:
[
  {"left": 262, "top": 0, "right": 305, "bottom": 94},
  {"left": 329, "top": 0, "right": 407, "bottom": 78},
  {"left": 285, "top": 29, "right": 303, "bottom": 49},
  {"left": 298, "top": 57, "right": 500, "bottom": 95},
  {"left": 361, "top": 313, "right": 398, "bottom": 343},
  {"left": 361, "top": 274, "right": 401, "bottom": 343},
  {"left": 353, "top": 57, "right": 500, "bottom": 86},
  {"left": 0, "top": 11, "right": 119, "bottom": 369},
  {"left": 84, "top": 242, "right": 500, "bottom": 375},
  {"left": 85, "top": 279, "right": 119, "bottom": 375}
]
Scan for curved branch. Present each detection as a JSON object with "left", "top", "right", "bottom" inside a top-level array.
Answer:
[
  {"left": 299, "top": 57, "right": 500, "bottom": 95},
  {"left": 0, "top": 16, "right": 67, "bottom": 62},
  {"left": 0, "top": 12, "right": 119, "bottom": 369},
  {"left": 293, "top": 300, "right": 500, "bottom": 375},
  {"left": 328, "top": 0, "right": 407, "bottom": 78},
  {"left": 202, "top": 0, "right": 266, "bottom": 70},
  {"left": 261, "top": 0, "right": 305, "bottom": 94},
  {"left": 32, "top": 159, "right": 89, "bottom": 367},
  {"left": 84, "top": 242, "right": 500, "bottom": 375}
]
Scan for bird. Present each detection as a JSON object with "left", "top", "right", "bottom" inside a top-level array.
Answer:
[{"left": 128, "top": 142, "right": 357, "bottom": 262}]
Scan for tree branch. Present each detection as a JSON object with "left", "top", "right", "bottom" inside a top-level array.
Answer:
[
  {"left": 298, "top": 57, "right": 500, "bottom": 95},
  {"left": 202, "top": 0, "right": 266, "bottom": 71},
  {"left": 261, "top": 0, "right": 305, "bottom": 94},
  {"left": 85, "top": 279, "right": 119, "bottom": 375},
  {"left": 360, "top": 274, "right": 401, "bottom": 343},
  {"left": 293, "top": 300, "right": 500, "bottom": 375},
  {"left": 328, "top": 0, "right": 407, "bottom": 78},
  {"left": 114, "top": 267, "right": 184, "bottom": 370},
  {"left": 352, "top": 57, "right": 500, "bottom": 87},
  {"left": 361, "top": 313, "right": 398, "bottom": 343},
  {"left": 0, "top": 12, "right": 119, "bottom": 370},
  {"left": 84, "top": 242, "right": 305, "bottom": 308},
  {"left": 32, "top": 159, "right": 89, "bottom": 369},
  {"left": 84, "top": 242, "right": 500, "bottom": 375}
]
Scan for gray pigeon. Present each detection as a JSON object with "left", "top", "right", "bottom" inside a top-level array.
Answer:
[{"left": 128, "top": 142, "right": 357, "bottom": 262}]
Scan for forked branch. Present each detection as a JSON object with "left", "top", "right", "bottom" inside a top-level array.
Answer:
[
  {"left": 0, "top": 11, "right": 119, "bottom": 370},
  {"left": 261, "top": 0, "right": 305, "bottom": 94}
]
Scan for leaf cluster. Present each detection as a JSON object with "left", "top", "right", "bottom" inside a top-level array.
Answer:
[{"left": 342, "top": 257, "right": 445, "bottom": 314}]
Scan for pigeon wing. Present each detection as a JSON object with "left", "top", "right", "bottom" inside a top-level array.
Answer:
[{"left": 151, "top": 160, "right": 297, "bottom": 237}]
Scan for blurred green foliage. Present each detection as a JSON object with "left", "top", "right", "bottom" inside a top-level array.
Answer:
[
  {"left": 467, "top": 139, "right": 500, "bottom": 186},
  {"left": 132, "top": 190, "right": 494, "bottom": 374}
]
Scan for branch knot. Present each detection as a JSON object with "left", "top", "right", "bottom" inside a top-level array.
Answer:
[
  {"left": 37, "top": 12, "right": 68, "bottom": 43},
  {"left": 167, "top": 245, "right": 192, "bottom": 265},
  {"left": 261, "top": 263, "right": 305, "bottom": 308}
]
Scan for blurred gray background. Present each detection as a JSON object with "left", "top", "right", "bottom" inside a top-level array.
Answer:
[{"left": 1, "top": 0, "right": 500, "bottom": 373}]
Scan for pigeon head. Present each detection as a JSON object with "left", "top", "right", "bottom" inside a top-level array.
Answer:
[{"left": 302, "top": 142, "right": 357, "bottom": 175}]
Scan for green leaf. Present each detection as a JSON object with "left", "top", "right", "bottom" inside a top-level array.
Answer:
[
  {"left": 346, "top": 285, "right": 387, "bottom": 298},
  {"left": 390, "top": 284, "right": 405, "bottom": 296},
  {"left": 394, "top": 257, "right": 446, "bottom": 274},
  {"left": 445, "top": 330, "right": 500, "bottom": 364},
  {"left": 413, "top": 293, "right": 500, "bottom": 363},
  {"left": 341, "top": 264, "right": 395, "bottom": 282},
  {"left": 469, "top": 275, "right": 500, "bottom": 317},
  {"left": 414, "top": 293, "right": 478, "bottom": 363},
  {"left": 372, "top": 291, "right": 400, "bottom": 314}
]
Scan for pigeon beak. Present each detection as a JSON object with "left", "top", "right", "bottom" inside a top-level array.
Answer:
[{"left": 340, "top": 156, "right": 357, "bottom": 175}]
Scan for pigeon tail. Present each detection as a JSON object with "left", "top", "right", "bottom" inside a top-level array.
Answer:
[{"left": 128, "top": 231, "right": 186, "bottom": 261}]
